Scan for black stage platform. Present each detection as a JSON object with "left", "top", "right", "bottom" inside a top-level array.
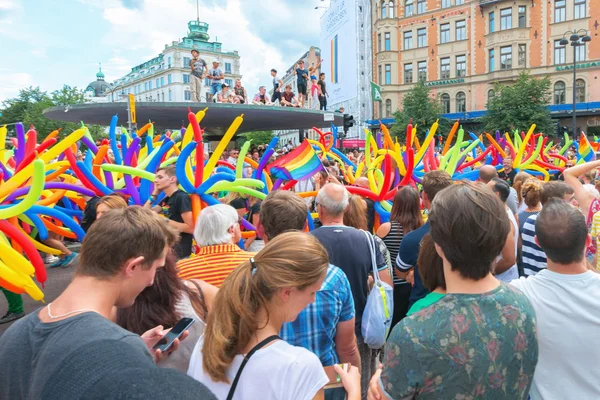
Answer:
[{"left": 43, "top": 102, "right": 343, "bottom": 137}]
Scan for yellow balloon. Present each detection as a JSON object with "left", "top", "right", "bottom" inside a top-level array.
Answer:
[
  {"left": 204, "top": 115, "right": 244, "bottom": 180},
  {"left": 0, "top": 240, "right": 36, "bottom": 276},
  {"left": 0, "top": 159, "right": 45, "bottom": 219}
]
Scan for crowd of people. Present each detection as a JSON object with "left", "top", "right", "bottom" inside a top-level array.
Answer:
[
  {"left": 2, "top": 134, "right": 600, "bottom": 399},
  {"left": 188, "top": 49, "right": 330, "bottom": 110}
]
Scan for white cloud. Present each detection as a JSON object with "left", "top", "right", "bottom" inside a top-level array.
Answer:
[
  {"left": 0, "top": 72, "right": 34, "bottom": 103},
  {"left": 84, "top": 0, "right": 317, "bottom": 96}
]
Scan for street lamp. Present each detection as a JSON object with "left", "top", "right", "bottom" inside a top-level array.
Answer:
[{"left": 559, "top": 29, "right": 591, "bottom": 139}]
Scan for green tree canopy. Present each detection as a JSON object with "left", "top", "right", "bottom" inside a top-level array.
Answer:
[
  {"left": 480, "top": 72, "right": 553, "bottom": 135},
  {"left": 0, "top": 85, "right": 104, "bottom": 141},
  {"left": 237, "top": 130, "right": 274, "bottom": 147},
  {"left": 389, "top": 80, "right": 452, "bottom": 141}
]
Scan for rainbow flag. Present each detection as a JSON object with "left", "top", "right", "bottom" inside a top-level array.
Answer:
[
  {"left": 331, "top": 35, "right": 339, "bottom": 84},
  {"left": 268, "top": 140, "right": 323, "bottom": 181},
  {"left": 578, "top": 133, "right": 596, "bottom": 162}
]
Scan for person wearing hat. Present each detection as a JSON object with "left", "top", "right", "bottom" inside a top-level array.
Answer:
[
  {"left": 207, "top": 60, "right": 224, "bottom": 102},
  {"left": 189, "top": 49, "right": 207, "bottom": 103},
  {"left": 217, "top": 82, "right": 234, "bottom": 104}
]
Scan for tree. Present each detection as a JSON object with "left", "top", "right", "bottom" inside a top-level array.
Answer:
[
  {"left": 389, "top": 80, "right": 452, "bottom": 141},
  {"left": 480, "top": 72, "right": 553, "bottom": 135},
  {"left": 237, "top": 130, "right": 274, "bottom": 147},
  {"left": 0, "top": 85, "right": 104, "bottom": 141}
]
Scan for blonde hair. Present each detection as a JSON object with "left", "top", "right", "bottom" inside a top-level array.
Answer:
[
  {"left": 513, "top": 172, "right": 533, "bottom": 204},
  {"left": 96, "top": 194, "right": 128, "bottom": 211},
  {"left": 521, "top": 179, "right": 543, "bottom": 208},
  {"left": 202, "top": 232, "right": 328, "bottom": 382}
]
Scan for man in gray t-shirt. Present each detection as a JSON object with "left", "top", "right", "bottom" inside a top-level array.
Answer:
[
  {"left": 207, "top": 60, "right": 224, "bottom": 101},
  {"left": 189, "top": 49, "right": 207, "bottom": 102}
]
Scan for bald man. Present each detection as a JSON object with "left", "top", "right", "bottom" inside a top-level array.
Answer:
[
  {"left": 312, "top": 183, "right": 393, "bottom": 397},
  {"left": 353, "top": 177, "right": 375, "bottom": 231},
  {"left": 479, "top": 165, "right": 518, "bottom": 215}
]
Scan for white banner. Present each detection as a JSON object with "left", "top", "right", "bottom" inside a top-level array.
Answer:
[{"left": 320, "top": 0, "right": 358, "bottom": 105}]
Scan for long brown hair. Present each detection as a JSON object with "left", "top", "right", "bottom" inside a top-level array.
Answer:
[
  {"left": 390, "top": 186, "right": 423, "bottom": 234},
  {"left": 513, "top": 172, "right": 532, "bottom": 204},
  {"left": 343, "top": 195, "right": 368, "bottom": 230},
  {"left": 417, "top": 234, "right": 446, "bottom": 291},
  {"left": 202, "top": 232, "right": 328, "bottom": 383},
  {"left": 116, "top": 250, "right": 208, "bottom": 334}
]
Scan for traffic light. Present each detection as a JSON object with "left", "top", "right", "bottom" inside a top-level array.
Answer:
[{"left": 343, "top": 114, "right": 354, "bottom": 134}]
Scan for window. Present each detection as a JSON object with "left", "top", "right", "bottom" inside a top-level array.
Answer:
[
  {"left": 156, "top": 78, "right": 159, "bottom": 88},
  {"left": 404, "top": 63, "right": 413, "bottom": 83},
  {"left": 489, "top": 48, "right": 495, "bottom": 72},
  {"left": 456, "top": 55, "right": 466, "bottom": 77},
  {"left": 576, "top": 79, "right": 586, "bottom": 102},
  {"left": 161, "top": 77, "right": 164, "bottom": 86},
  {"left": 574, "top": 0, "right": 586, "bottom": 19},
  {"left": 500, "top": 45, "right": 512, "bottom": 70},
  {"left": 385, "top": 64, "right": 392, "bottom": 84},
  {"left": 554, "top": 40, "right": 566, "bottom": 64},
  {"left": 183, "top": 74, "right": 190, "bottom": 84},
  {"left": 488, "top": 89, "right": 495, "bottom": 102},
  {"left": 554, "top": 81, "right": 566, "bottom": 104},
  {"left": 168, "top": 57, "right": 172, "bottom": 68},
  {"left": 554, "top": 0, "right": 566, "bottom": 22},
  {"left": 144, "top": 82, "right": 148, "bottom": 91},
  {"left": 456, "top": 92, "right": 466, "bottom": 112},
  {"left": 378, "top": 33, "right": 382, "bottom": 51},
  {"left": 456, "top": 20, "right": 466, "bottom": 41},
  {"left": 225, "top": 78, "right": 233, "bottom": 87},
  {"left": 225, "top": 63, "right": 232, "bottom": 74},
  {"left": 500, "top": 8, "right": 512, "bottom": 30},
  {"left": 404, "top": 31, "right": 413, "bottom": 49},
  {"left": 442, "top": 0, "right": 451, "bottom": 8},
  {"left": 381, "top": 1, "right": 387, "bottom": 18},
  {"left": 168, "top": 74, "right": 172, "bottom": 84},
  {"left": 169, "top": 89, "right": 172, "bottom": 101},
  {"left": 386, "top": 99, "right": 392, "bottom": 117},
  {"left": 417, "top": 28, "right": 427, "bottom": 47},
  {"left": 184, "top": 90, "right": 191, "bottom": 101},
  {"left": 183, "top": 57, "right": 190, "bottom": 68},
  {"left": 518, "top": 44, "right": 526, "bottom": 67},
  {"left": 441, "top": 23, "right": 450, "bottom": 43},
  {"left": 456, "top": 0, "right": 464, "bottom": 5},
  {"left": 575, "top": 44, "right": 586, "bottom": 62},
  {"left": 440, "top": 57, "right": 450, "bottom": 79},
  {"left": 417, "top": 0, "right": 426, "bottom": 14},
  {"left": 405, "top": 0, "right": 414, "bottom": 16},
  {"left": 418, "top": 61, "right": 427, "bottom": 81},
  {"left": 389, "top": 1, "right": 395, "bottom": 17},
  {"left": 441, "top": 93, "right": 451, "bottom": 113},
  {"left": 378, "top": 65, "right": 383, "bottom": 83},
  {"left": 518, "top": 6, "right": 526, "bottom": 28},
  {"left": 385, "top": 32, "right": 391, "bottom": 50},
  {"left": 489, "top": 12, "right": 495, "bottom": 33}
]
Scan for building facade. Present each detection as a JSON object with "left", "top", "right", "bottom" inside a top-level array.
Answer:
[
  {"left": 372, "top": 0, "right": 600, "bottom": 133},
  {"left": 105, "top": 21, "right": 241, "bottom": 103},
  {"left": 84, "top": 66, "right": 111, "bottom": 103}
]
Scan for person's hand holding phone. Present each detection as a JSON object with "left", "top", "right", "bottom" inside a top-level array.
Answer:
[
  {"left": 141, "top": 325, "right": 189, "bottom": 363},
  {"left": 334, "top": 363, "right": 361, "bottom": 400}
]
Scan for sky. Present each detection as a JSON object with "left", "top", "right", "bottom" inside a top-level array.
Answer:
[{"left": 0, "top": 0, "right": 329, "bottom": 104}]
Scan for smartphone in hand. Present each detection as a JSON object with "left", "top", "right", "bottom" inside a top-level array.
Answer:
[{"left": 153, "top": 317, "right": 195, "bottom": 352}]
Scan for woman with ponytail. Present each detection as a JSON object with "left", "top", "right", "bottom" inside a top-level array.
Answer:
[{"left": 188, "top": 231, "right": 360, "bottom": 400}]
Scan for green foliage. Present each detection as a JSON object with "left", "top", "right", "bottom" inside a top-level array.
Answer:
[
  {"left": 0, "top": 85, "right": 104, "bottom": 141},
  {"left": 480, "top": 72, "right": 553, "bottom": 135},
  {"left": 389, "top": 80, "right": 452, "bottom": 141},
  {"left": 237, "top": 130, "right": 274, "bottom": 147}
]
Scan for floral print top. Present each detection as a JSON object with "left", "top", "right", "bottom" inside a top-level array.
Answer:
[{"left": 381, "top": 283, "right": 538, "bottom": 400}]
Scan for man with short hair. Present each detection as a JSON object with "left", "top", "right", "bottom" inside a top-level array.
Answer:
[
  {"left": 294, "top": 60, "right": 309, "bottom": 108},
  {"left": 396, "top": 170, "right": 452, "bottom": 307},
  {"left": 510, "top": 199, "right": 600, "bottom": 399},
  {"left": 312, "top": 183, "right": 393, "bottom": 399},
  {"left": 232, "top": 78, "right": 247, "bottom": 104},
  {"left": 281, "top": 84, "right": 300, "bottom": 107},
  {"left": 189, "top": 49, "right": 207, "bottom": 102},
  {"left": 145, "top": 165, "right": 194, "bottom": 259},
  {"left": 177, "top": 204, "right": 254, "bottom": 288},
  {"left": 260, "top": 191, "right": 359, "bottom": 371},
  {"left": 270, "top": 68, "right": 283, "bottom": 104},
  {"left": 252, "top": 86, "right": 272, "bottom": 105},
  {"left": 499, "top": 156, "right": 517, "bottom": 185},
  {"left": 479, "top": 164, "right": 518, "bottom": 214},
  {"left": 0, "top": 207, "right": 194, "bottom": 398},
  {"left": 226, "top": 148, "right": 239, "bottom": 166},
  {"left": 318, "top": 72, "right": 328, "bottom": 110},
  {"left": 488, "top": 178, "right": 518, "bottom": 281},
  {"left": 522, "top": 181, "right": 575, "bottom": 276},
  {"left": 372, "top": 182, "right": 538, "bottom": 399},
  {"left": 207, "top": 60, "right": 224, "bottom": 102}
]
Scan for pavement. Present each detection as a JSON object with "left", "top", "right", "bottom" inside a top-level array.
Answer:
[{"left": 0, "top": 244, "right": 81, "bottom": 338}]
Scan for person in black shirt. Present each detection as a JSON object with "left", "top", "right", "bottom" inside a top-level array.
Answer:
[
  {"left": 317, "top": 72, "right": 328, "bottom": 111},
  {"left": 144, "top": 166, "right": 194, "bottom": 259},
  {"left": 80, "top": 196, "right": 101, "bottom": 233},
  {"left": 498, "top": 157, "right": 517, "bottom": 185},
  {"left": 294, "top": 60, "right": 309, "bottom": 108}
]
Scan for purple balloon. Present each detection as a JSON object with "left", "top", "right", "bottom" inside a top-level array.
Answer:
[
  {"left": 3, "top": 182, "right": 97, "bottom": 204},
  {"left": 81, "top": 136, "right": 99, "bottom": 154},
  {"left": 15, "top": 122, "right": 25, "bottom": 165}
]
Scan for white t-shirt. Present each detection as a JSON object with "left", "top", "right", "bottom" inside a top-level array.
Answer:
[
  {"left": 188, "top": 337, "right": 328, "bottom": 400},
  {"left": 495, "top": 208, "right": 519, "bottom": 282},
  {"left": 510, "top": 270, "right": 600, "bottom": 400}
]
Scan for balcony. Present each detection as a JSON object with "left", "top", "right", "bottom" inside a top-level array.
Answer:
[{"left": 479, "top": 0, "right": 504, "bottom": 5}]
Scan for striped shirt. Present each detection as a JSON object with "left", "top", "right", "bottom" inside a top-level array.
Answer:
[
  {"left": 177, "top": 244, "right": 255, "bottom": 287},
  {"left": 381, "top": 222, "right": 407, "bottom": 285},
  {"left": 521, "top": 214, "right": 547, "bottom": 276}
]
